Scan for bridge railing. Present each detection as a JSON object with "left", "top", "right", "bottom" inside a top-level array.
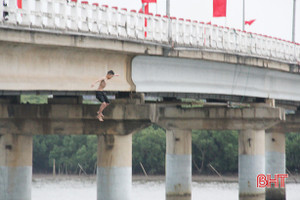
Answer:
[{"left": 0, "top": 0, "right": 299, "bottom": 64}]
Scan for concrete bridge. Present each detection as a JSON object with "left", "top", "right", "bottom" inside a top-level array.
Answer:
[{"left": 0, "top": 1, "right": 300, "bottom": 200}]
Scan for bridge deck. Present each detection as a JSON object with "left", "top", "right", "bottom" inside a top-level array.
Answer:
[
  {"left": 0, "top": 0, "right": 300, "bottom": 106},
  {"left": 0, "top": 0, "right": 299, "bottom": 64}
]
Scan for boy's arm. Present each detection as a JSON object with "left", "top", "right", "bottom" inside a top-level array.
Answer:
[{"left": 91, "top": 77, "right": 104, "bottom": 88}]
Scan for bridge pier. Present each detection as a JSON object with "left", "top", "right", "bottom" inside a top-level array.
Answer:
[
  {"left": 0, "top": 134, "right": 32, "bottom": 200},
  {"left": 97, "top": 134, "right": 132, "bottom": 200},
  {"left": 264, "top": 111, "right": 300, "bottom": 200},
  {"left": 265, "top": 131, "right": 286, "bottom": 200},
  {"left": 153, "top": 103, "right": 284, "bottom": 200},
  {"left": 238, "top": 129, "right": 265, "bottom": 200},
  {"left": 166, "top": 129, "right": 192, "bottom": 200}
]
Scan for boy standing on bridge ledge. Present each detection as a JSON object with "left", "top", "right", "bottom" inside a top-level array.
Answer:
[{"left": 91, "top": 70, "right": 119, "bottom": 122}]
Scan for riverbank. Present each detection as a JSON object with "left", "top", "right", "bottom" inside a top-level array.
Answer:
[
  {"left": 133, "top": 174, "right": 238, "bottom": 183},
  {"left": 32, "top": 173, "right": 300, "bottom": 183}
]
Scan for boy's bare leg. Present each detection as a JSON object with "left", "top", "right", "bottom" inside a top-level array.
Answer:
[
  {"left": 97, "top": 115, "right": 104, "bottom": 122},
  {"left": 96, "top": 111, "right": 104, "bottom": 121},
  {"left": 97, "top": 110, "right": 104, "bottom": 117},
  {"left": 97, "top": 103, "right": 106, "bottom": 117},
  {"left": 97, "top": 103, "right": 109, "bottom": 121},
  {"left": 99, "top": 102, "right": 108, "bottom": 114}
]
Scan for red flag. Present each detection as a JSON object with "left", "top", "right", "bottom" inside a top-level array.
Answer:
[
  {"left": 141, "top": 0, "right": 157, "bottom": 3},
  {"left": 145, "top": 3, "right": 149, "bottom": 14},
  {"left": 17, "top": 0, "right": 22, "bottom": 8},
  {"left": 213, "top": 0, "right": 227, "bottom": 17},
  {"left": 245, "top": 19, "right": 256, "bottom": 25},
  {"left": 139, "top": 3, "right": 149, "bottom": 14}
]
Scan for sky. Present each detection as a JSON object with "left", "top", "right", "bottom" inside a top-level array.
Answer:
[{"left": 88, "top": 0, "right": 300, "bottom": 43}]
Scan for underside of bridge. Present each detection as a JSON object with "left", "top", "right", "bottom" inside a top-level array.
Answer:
[{"left": 0, "top": 94, "right": 299, "bottom": 200}]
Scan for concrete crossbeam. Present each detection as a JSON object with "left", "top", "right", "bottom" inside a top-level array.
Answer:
[
  {"left": 152, "top": 104, "right": 285, "bottom": 130},
  {"left": 0, "top": 102, "right": 287, "bottom": 134},
  {"left": 268, "top": 112, "right": 300, "bottom": 133},
  {"left": 0, "top": 102, "right": 152, "bottom": 135}
]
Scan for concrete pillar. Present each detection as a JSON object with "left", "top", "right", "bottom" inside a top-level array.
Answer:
[
  {"left": 265, "top": 131, "right": 286, "bottom": 200},
  {"left": 166, "top": 129, "right": 192, "bottom": 200},
  {"left": 0, "top": 134, "right": 32, "bottom": 200},
  {"left": 97, "top": 134, "right": 132, "bottom": 200},
  {"left": 239, "top": 130, "right": 265, "bottom": 200}
]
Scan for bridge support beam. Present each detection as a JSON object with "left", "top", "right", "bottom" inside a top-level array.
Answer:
[
  {"left": 265, "top": 131, "right": 286, "bottom": 200},
  {"left": 0, "top": 134, "right": 32, "bottom": 200},
  {"left": 97, "top": 134, "right": 132, "bottom": 200},
  {"left": 152, "top": 103, "right": 284, "bottom": 200},
  {"left": 239, "top": 129, "right": 265, "bottom": 200},
  {"left": 166, "top": 129, "right": 192, "bottom": 200}
]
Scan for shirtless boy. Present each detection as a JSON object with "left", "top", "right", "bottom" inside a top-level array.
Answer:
[{"left": 91, "top": 70, "right": 119, "bottom": 121}]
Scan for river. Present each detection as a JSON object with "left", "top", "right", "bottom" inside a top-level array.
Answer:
[{"left": 32, "top": 175, "right": 300, "bottom": 200}]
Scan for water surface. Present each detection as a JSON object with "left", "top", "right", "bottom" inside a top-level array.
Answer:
[{"left": 32, "top": 176, "right": 300, "bottom": 200}]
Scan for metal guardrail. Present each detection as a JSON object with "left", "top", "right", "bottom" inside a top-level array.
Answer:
[{"left": 0, "top": 0, "right": 299, "bottom": 64}]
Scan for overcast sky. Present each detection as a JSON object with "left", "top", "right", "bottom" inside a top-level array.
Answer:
[{"left": 88, "top": 0, "right": 300, "bottom": 43}]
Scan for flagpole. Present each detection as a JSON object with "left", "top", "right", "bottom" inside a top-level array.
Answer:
[
  {"left": 292, "top": 0, "right": 296, "bottom": 42},
  {"left": 166, "top": 0, "right": 171, "bottom": 42},
  {"left": 225, "top": 0, "right": 228, "bottom": 27},
  {"left": 242, "top": 0, "right": 245, "bottom": 31},
  {"left": 166, "top": 0, "right": 170, "bottom": 18}
]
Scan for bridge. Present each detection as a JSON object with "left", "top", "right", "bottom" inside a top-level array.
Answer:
[{"left": 0, "top": 0, "right": 300, "bottom": 200}]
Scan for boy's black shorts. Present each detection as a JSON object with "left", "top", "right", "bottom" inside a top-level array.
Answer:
[{"left": 96, "top": 91, "right": 110, "bottom": 103}]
